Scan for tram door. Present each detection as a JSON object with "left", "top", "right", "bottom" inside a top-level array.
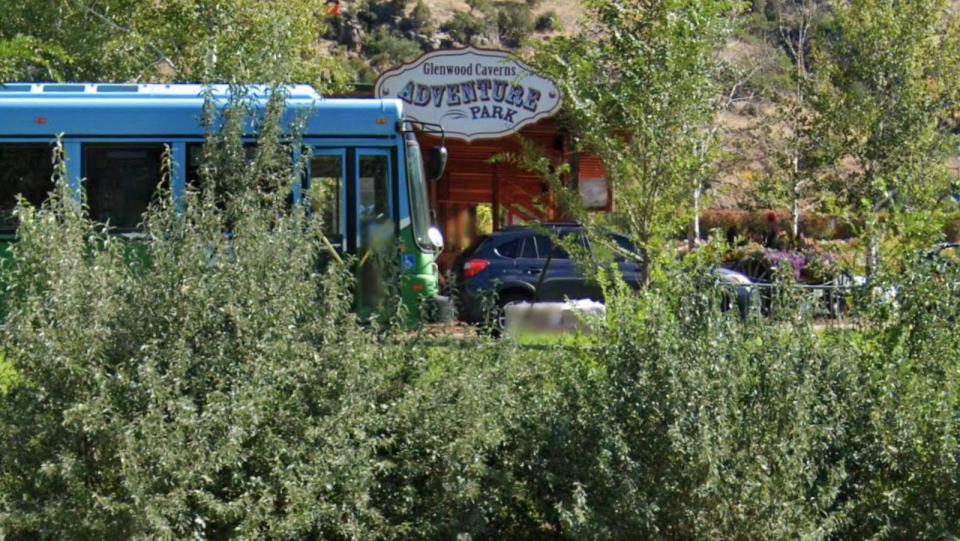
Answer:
[
  {"left": 306, "top": 147, "right": 394, "bottom": 313},
  {"left": 355, "top": 149, "right": 393, "bottom": 312}
]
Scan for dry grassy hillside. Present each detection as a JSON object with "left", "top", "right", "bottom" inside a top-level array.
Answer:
[
  {"left": 404, "top": 1, "right": 776, "bottom": 210},
  {"left": 421, "top": 0, "right": 585, "bottom": 32},
  {"left": 402, "top": 1, "right": 959, "bottom": 211}
]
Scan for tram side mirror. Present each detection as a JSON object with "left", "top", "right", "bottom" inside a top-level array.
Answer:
[{"left": 426, "top": 145, "right": 448, "bottom": 182}]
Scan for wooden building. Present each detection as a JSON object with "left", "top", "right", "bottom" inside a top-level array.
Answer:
[
  {"left": 416, "top": 120, "right": 609, "bottom": 271},
  {"left": 366, "top": 47, "right": 610, "bottom": 272}
]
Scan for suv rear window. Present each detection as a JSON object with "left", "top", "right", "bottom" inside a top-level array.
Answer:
[
  {"left": 610, "top": 234, "right": 639, "bottom": 261},
  {"left": 495, "top": 238, "right": 523, "bottom": 258},
  {"left": 533, "top": 234, "right": 578, "bottom": 260},
  {"left": 520, "top": 236, "right": 538, "bottom": 258}
]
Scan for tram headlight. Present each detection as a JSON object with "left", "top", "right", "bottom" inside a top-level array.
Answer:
[{"left": 428, "top": 226, "right": 444, "bottom": 251}]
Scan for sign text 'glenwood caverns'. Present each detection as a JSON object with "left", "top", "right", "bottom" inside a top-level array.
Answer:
[{"left": 375, "top": 47, "right": 562, "bottom": 142}]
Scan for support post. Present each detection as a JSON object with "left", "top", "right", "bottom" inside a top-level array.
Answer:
[{"left": 492, "top": 162, "right": 501, "bottom": 231}]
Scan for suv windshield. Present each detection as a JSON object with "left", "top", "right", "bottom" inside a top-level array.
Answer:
[{"left": 405, "top": 136, "right": 433, "bottom": 250}]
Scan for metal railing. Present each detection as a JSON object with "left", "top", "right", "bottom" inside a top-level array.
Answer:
[{"left": 746, "top": 279, "right": 858, "bottom": 320}]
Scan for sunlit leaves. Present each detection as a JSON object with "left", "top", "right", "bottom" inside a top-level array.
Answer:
[
  {"left": 530, "top": 0, "right": 740, "bottom": 281},
  {"left": 0, "top": 0, "right": 352, "bottom": 90}
]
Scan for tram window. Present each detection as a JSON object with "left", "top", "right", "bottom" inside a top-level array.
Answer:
[
  {"left": 84, "top": 144, "right": 165, "bottom": 232},
  {"left": 308, "top": 155, "right": 343, "bottom": 240},
  {"left": 185, "top": 143, "right": 260, "bottom": 189},
  {"left": 0, "top": 144, "right": 54, "bottom": 233},
  {"left": 358, "top": 154, "right": 390, "bottom": 225},
  {"left": 186, "top": 143, "right": 203, "bottom": 188}
]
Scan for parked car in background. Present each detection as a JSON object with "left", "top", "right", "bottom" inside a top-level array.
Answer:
[
  {"left": 452, "top": 224, "right": 753, "bottom": 327},
  {"left": 868, "top": 242, "right": 960, "bottom": 314}
]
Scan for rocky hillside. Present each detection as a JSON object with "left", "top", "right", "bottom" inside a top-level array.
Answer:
[
  {"left": 422, "top": 0, "right": 583, "bottom": 31},
  {"left": 324, "top": 1, "right": 812, "bottom": 209},
  {"left": 324, "top": 0, "right": 582, "bottom": 82},
  {"left": 331, "top": 1, "right": 958, "bottom": 212}
]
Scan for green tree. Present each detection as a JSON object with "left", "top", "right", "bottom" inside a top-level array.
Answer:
[
  {"left": 0, "top": 35, "right": 68, "bottom": 81},
  {"left": 363, "top": 0, "right": 409, "bottom": 26},
  {"left": 773, "top": 0, "right": 822, "bottom": 239},
  {"left": 407, "top": 0, "right": 436, "bottom": 35},
  {"left": 0, "top": 0, "right": 351, "bottom": 90},
  {"left": 0, "top": 98, "right": 383, "bottom": 539},
  {"left": 365, "top": 28, "right": 423, "bottom": 73},
  {"left": 497, "top": 2, "right": 535, "bottom": 48},
  {"left": 807, "top": 0, "right": 960, "bottom": 274},
  {"left": 531, "top": 0, "right": 738, "bottom": 281}
]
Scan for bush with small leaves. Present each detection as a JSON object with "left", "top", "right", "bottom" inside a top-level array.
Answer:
[
  {"left": 535, "top": 11, "right": 560, "bottom": 32},
  {"left": 442, "top": 12, "right": 489, "bottom": 45},
  {"left": 365, "top": 28, "right": 424, "bottom": 72},
  {"left": 404, "top": 0, "right": 436, "bottom": 35},
  {"left": 0, "top": 93, "right": 391, "bottom": 539},
  {"left": 497, "top": 2, "right": 535, "bottom": 48}
]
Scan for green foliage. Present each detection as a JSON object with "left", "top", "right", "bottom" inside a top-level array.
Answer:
[
  {"left": 2, "top": 116, "right": 960, "bottom": 537},
  {"left": 729, "top": 31, "right": 795, "bottom": 98},
  {"left": 365, "top": 28, "right": 424, "bottom": 72},
  {"left": 363, "top": 0, "right": 409, "bottom": 25},
  {"left": 530, "top": 0, "right": 739, "bottom": 282},
  {"left": 0, "top": 96, "right": 374, "bottom": 538},
  {"left": 475, "top": 204, "right": 494, "bottom": 235},
  {"left": 443, "top": 0, "right": 543, "bottom": 47},
  {"left": 0, "top": 35, "right": 68, "bottom": 81},
  {"left": 0, "top": 352, "right": 18, "bottom": 395},
  {"left": 808, "top": 0, "right": 960, "bottom": 267},
  {"left": 534, "top": 11, "right": 560, "bottom": 33},
  {"left": 496, "top": 2, "right": 535, "bottom": 48},
  {"left": 407, "top": 0, "right": 436, "bottom": 35},
  {"left": 3, "top": 3, "right": 960, "bottom": 538},
  {"left": 441, "top": 11, "right": 490, "bottom": 44},
  {"left": 591, "top": 258, "right": 960, "bottom": 537},
  {"left": 0, "top": 0, "right": 351, "bottom": 90}
]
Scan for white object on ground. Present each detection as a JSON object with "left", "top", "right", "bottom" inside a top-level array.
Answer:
[{"left": 504, "top": 300, "right": 606, "bottom": 334}]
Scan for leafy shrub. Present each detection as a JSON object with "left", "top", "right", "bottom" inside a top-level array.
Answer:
[
  {"left": 0, "top": 35, "right": 67, "bottom": 81},
  {"left": 364, "top": 28, "right": 423, "bottom": 71},
  {"left": 698, "top": 208, "right": 856, "bottom": 241},
  {"left": 404, "top": 0, "right": 435, "bottom": 35},
  {"left": 441, "top": 12, "right": 488, "bottom": 44},
  {"left": 0, "top": 352, "right": 17, "bottom": 395},
  {"left": 2, "top": 91, "right": 960, "bottom": 540},
  {"left": 360, "top": 0, "right": 408, "bottom": 27},
  {"left": 497, "top": 2, "right": 535, "bottom": 48},
  {"left": 535, "top": 11, "right": 560, "bottom": 32},
  {"left": 557, "top": 259, "right": 960, "bottom": 538},
  {"left": 0, "top": 95, "right": 390, "bottom": 539}
]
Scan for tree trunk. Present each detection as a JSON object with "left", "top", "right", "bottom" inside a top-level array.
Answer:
[
  {"left": 792, "top": 196, "right": 800, "bottom": 240},
  {"left": 693, "top": 181, "right": 702, "bottom": 243},
  {"left": 866, "top": 234, "right": 880, "bottom": 280}
]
